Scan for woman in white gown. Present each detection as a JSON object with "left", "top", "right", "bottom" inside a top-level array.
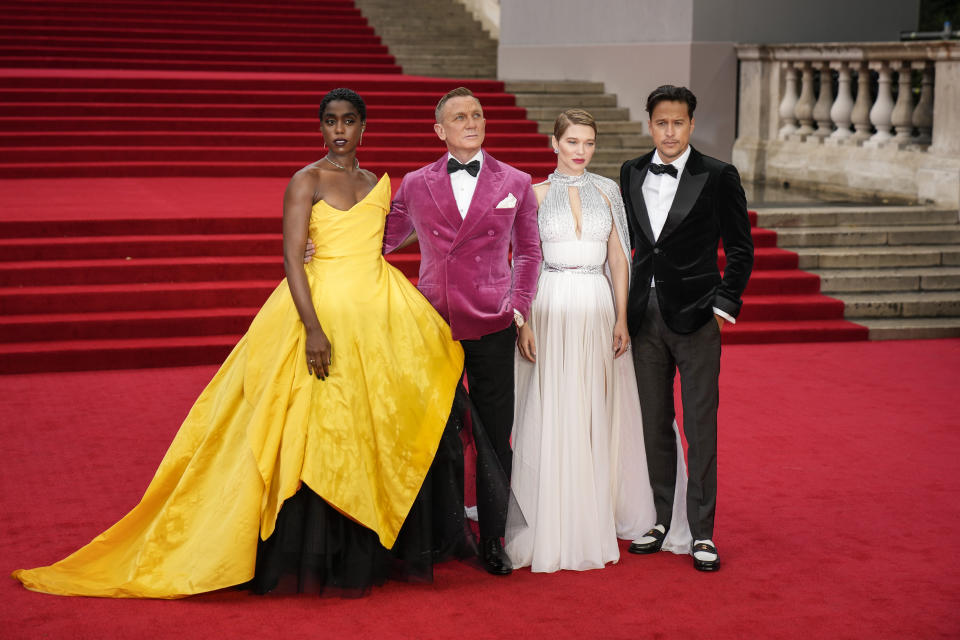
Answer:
[{"left": 505, "top": 109, "right": 691, "bottom": 572}]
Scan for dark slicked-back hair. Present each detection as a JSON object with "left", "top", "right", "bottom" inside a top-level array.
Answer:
[
  {"left": 319, "top": 88, "right": 366, "bottom": 121},
  {"left": 435, "top": 87, "right": 477, "bottom": 122},
  {"left": 645, "top": 85, "right": 697, "bottom": 119}
]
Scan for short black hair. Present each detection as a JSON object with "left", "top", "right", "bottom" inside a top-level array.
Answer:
[
  {"left": 318, "top": 88, "right": 366, "bottom": 122},
  {"left": 645, "top": 85, "right": 697, "bottom": 119}
]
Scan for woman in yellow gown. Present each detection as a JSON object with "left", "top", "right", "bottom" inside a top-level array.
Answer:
[{"left": 12, "top": 89, "right": 467, "bottom": 598}]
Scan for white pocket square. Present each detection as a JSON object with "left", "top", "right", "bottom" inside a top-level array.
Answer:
[{"left": 496, "top": 193, "right": 517, "bottom": 208}]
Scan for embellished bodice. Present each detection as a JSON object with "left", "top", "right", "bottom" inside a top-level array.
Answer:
[{"left": 539, "top": 171, "right": 612, "bottom": 271}]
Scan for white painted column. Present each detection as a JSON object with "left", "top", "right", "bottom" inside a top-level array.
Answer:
[{"left": 828, "top": 61, "right": 854, "bottom": 142}]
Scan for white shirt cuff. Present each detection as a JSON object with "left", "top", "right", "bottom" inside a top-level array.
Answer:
[{"left": 713, "top": 307, "right": 735, "bottom": 324}]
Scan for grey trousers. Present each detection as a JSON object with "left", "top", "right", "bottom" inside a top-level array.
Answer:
[{"left": 631, "top": 294, "right": 721, "bottom": 541}]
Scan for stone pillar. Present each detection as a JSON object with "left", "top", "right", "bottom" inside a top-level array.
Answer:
[
  {"left": 867, "top": 61, "right": 894, "bottom": 145},
  {"left": 930, "top": 52, "right": 960, "bottom": 157},
  {"left": 778, "top": 61, "right": 799, "bottom": 139},
  {"left": 812, "top": 62, "right": 834, "bottom": 139},
  {"left": 828, "top": 61, "right": 854, "bottom": 142},
  {"left": 850, "top": 63, "right": 873, "bottom": 144},
  {"left": 890, "top": 61, "right": 915, "bottom": 145}
]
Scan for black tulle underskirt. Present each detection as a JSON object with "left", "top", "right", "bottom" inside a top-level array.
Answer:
[{"left": 245, "top": 392, "right": 483, "bottom": 597}]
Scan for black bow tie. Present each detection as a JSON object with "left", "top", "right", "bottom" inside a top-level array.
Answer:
[
  {"left": 447, "top": 157, "right": 481, "bottom": 177},
  {"left": 648, "top": 163, "right": 678, "bottom": 178}
]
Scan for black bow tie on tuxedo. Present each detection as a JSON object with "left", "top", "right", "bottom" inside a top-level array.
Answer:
[
  {"left": 648, "top": 162, "right": 678, "bottom": 178},
  {"left": 447, "top": 157, "right": 481, "bottom": 177}
]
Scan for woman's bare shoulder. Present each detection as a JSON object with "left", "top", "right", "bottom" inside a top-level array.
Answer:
[{"left": 532, "top": 180, "right": 550, "bottom": 205}]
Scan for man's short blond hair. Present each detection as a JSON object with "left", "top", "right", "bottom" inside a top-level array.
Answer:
[{"left": 435, "top": 87, "right": 477, "bottom": 122}]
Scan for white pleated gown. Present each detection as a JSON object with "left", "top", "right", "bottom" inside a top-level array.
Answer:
[{"left": 505, "top": 172, "right": 690, "bottom": 573}]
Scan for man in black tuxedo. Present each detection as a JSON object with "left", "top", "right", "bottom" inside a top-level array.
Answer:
[{"left": 620, "top": 85, "right": 753, "bottom": 571}]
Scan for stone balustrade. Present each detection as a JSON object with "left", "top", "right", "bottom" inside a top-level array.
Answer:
[{"left": 734, "top": 41, "right": 960, "bottom": 207}]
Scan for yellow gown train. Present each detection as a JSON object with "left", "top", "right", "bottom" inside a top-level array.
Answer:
[{"left": 13, "top": 174, "right": 464, "bottom": 598}]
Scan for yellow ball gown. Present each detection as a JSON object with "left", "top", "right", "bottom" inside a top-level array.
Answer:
[{"left": 12, "top": 174, "right": 465, "bottom": 598}]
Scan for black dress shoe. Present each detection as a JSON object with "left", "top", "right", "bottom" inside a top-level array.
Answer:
[
  {"left": 480, "top": 537, "right": 512, "bottom": 576},
  {"left": 692, "top": 541, "right": 720, "bottom": 572},
  {"left": 628, "top": 526, "right": 667, "bottom": 555}
]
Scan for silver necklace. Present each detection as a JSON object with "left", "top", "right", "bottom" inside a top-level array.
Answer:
[{"left": 323, "top": 155, "right": 359, "bottom": 170}]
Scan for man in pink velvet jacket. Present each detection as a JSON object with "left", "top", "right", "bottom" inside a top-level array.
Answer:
[{"left": 382, "top": 87, "right": 541, "bottom": 576}]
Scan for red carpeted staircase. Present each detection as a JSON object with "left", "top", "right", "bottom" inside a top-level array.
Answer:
[{"left": 0, "top": 0, "right": 865, "bottom": 374}]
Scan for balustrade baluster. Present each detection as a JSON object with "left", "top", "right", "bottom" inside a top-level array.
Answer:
[
  {"left": 828, "top": 62, "right": 854, "bottom": 142},
  {"left": 911, "top": 61, "right": 934, "bottom": 146},
  {"left": 850, "top": 63, "right": 873, "bottom": 143},
  {"left": 867, "top": 61, "right": 895, "bottom": 145},
  {"left": 778, "top": 61, "right": 799, "bottom": 139},
  {"left": 891, "top": 61, "right": 914, "bottom": 144},
  {"left": 793, "top": 62, "right": 816, "bottom": 138},
  {"left": 812, "top": 62, "right": 834, "bottom": 139}
]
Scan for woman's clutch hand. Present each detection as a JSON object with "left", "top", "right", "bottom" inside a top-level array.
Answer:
[
  {"left": 305, "top": 327, "right": 332, "bottom": 379},
  {"left": 303, "top": 238, "right": 316, "bottom": 264},
  {"left": 613, "top": 319, "right": 630, "bottom": 359},
  {"left": 517, "top": 324, "right": 536, "bottom": 363}
]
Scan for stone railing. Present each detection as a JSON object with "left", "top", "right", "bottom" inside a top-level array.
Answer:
[{"left": 734, "top": 41, "right": 960, "bottom": 207}]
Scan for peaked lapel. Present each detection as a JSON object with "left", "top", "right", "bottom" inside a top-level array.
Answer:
[
  {"left": 424, "top": 155, "right": 464, "bottom": 231},
  {"left": 658, "top": 147, "right": 708, "bottom": 241},
  {"left": 627, "top": 153, "right": 656, "bottom": 245},
  {"left": 453, "top": 150, "right": 506, "bottom": 249}
]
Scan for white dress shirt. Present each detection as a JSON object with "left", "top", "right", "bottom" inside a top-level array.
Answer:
[
  {"left": 641, "top": 145, "right": 735, "bottom": 324},
  {"left": 448, "top": 150, "right": 483, "bottom": 218}
]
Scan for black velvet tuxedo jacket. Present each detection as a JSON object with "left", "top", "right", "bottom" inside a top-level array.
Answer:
[{"left": 621, "top": 146, "right": 754, "bottom": 336}]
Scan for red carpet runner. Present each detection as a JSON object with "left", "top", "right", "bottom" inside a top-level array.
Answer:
[
  {"left": 0, "top": 0, "right": 866, "bottom": 373},
  {"left": 2, "top": 340, "right": 957, "bottom": 638}
]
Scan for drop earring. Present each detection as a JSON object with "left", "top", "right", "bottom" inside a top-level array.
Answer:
[{"left": 553, "top": 148, "right": 559, "bottom": 154}]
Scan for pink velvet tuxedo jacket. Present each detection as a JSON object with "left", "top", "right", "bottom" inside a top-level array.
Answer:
[{"left": 383, "top": 151, "right": 542, "bottom": 341}]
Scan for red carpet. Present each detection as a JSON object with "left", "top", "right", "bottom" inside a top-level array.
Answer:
[
  {"left": 0, "top": 0, "right": 866, "bottom": 373},
  {"left": 1, "top": 339, "right": 957, "bottom": 639}
]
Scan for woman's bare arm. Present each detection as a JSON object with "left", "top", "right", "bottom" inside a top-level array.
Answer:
[{"left": 283, "top": 171, "right": 331, "bottom": 379}]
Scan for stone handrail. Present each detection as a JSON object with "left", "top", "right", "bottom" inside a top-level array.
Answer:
[{"left": 734, "top": 41, "right": 960, "bottom": 207}]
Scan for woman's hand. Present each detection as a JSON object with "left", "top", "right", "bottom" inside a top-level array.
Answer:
[
  {"left": 306, "top": 327, "right": 332, "bottom": 379},
  {"left": 303, "top": 238, "right": 315, "bottom": 264},
  {"left": 517, "top": 324, "right": 536, "bottom": 363},
  {"left": 613, "top": 319, "right": 630, "bottom": 359}
]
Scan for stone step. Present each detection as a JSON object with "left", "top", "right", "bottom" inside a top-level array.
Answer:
[
  {"left": 756, "top": 207, "right": 957, "bottom": 228},
  {"left": 795, "top": 245, "right": 960, "bottom": 269},
  {"left": 859, "top": 317, "right": 960, "bottom": 340},
  {"left": 774, "top": 225, "right": 960, "bottom": 248},
  {"left": 814, "top": 267, "right": 960, "bottom": 293},
  {"left": 395, "top": 56, "right": 496, "bottom": 68},
  {"left": 524, "top": 106, "right": 630, "bottom": 121},
  {"left": 401, "top": 66, "right": 496, "bottom": 78},
  {"left": 386, "top": 44, "right": 497, "bottom": 56},
  {"left": 504, "top": 81, "right": 607, "bottom": 94},
  {"left": 837, "top": 291, "right": 960, "bottom": 319},
  {"left": 537, "top": 120, "right": 645, "bottom": 135},
  {"left": 590, "top": 148, "right": 650, "bottom": 163},
  {"left": 597, "top": 133, "right": 653, "bottom": 149},
  {"left": 353, "top": 0, "right": 496, "bottom": 80},
  {"left": 514, "top": 93, "right": 619, "bottom": 108}
]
